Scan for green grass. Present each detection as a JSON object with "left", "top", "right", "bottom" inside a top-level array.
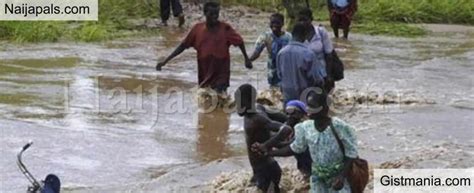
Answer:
[
  {"left": 0, "top": 21, "right": 65, "bottom": 42},
  {"left": 227, "top": 0, "right": 473, "bottom": 37},
  {"left": 0, "top": 0, "right": 159, "bottom": 42},
  {"left": 229, "top": 0, "right": 474, "bottom": 24},
  {"left": 357, "top": 0, "right": 474, "bottom": 25},
  {"left": 352, "top": 0, "right": 473, "bottom": 36},
  {"left": 0, "top": 0, "right": 472, "bottom": 42},
  {"left": 71, "top": 23, "right": 110, "bottom": 42}
]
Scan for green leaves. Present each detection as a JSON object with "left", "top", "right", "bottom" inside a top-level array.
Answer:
[{"left": 357, "top": 0, "right": 474, "bottom": 25}]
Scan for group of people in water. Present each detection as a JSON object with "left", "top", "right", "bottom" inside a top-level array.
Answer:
[{"left": 157, "top": 1, "right": 359, "bottom": 192}]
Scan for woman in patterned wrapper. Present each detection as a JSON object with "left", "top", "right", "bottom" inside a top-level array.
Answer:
[
  {"left": 327, "top": 0, "right": 358, "bottom": 39},
  {"left": 254, "top": 90, "right": 359, "bottom": 193}
]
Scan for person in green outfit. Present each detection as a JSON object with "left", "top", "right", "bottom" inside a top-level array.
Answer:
[{"left": 254, "top": 90, "right": 359, "bottom": 193}]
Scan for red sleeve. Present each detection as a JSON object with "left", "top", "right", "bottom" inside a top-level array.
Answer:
[
  {"left": 224, "top": 23, "right": 243, "bottom": 46},
  {"left": 182, "top": 24, "right": 198, "bottom": 48}
]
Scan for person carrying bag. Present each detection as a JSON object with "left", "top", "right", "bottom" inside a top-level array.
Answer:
[
  {"left": 318, "top": 26, "right": 345, "bottom": 93},
  {"left": 330, "top": 121, "right": 369, "bottom": 193}
]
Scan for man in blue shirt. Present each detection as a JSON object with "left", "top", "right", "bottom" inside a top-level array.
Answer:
[{"left": 276, "top": 23, "right": 325, "bottom": 103}]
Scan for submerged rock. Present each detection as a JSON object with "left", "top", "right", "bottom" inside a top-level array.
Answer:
[{"left": 256, "top": 87, "right": 283, "bottom": 109}]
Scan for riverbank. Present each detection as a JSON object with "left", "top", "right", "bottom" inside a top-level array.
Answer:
[
  {"left": 0, "top": 0, "right": 159, "bottom": 42},
  {"left": 1, "top": 1, "right": 473, "bottom": 42},
  {"left": 231, "top": 0, "right": 474, "bottom": 25}
]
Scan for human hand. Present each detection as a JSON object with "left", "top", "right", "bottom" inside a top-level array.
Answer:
[
  {"left": 251, "top": 142, "right": 267, "bottom": 155},
  {"left": 156, "top": 61, "right": 166, "bottom": 71},
  {"left": 331, "top": 175, "right": 344, "bottom": 191},
  {"left": 245, "top": 58, "right": 253, "bottom": 69}
]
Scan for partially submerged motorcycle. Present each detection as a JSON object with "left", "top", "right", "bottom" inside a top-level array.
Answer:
[{"left": 17, "top": 142, "right": 61, "bottom": 193}]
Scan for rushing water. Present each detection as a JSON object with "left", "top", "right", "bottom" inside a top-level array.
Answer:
[{"left": 1, "top": 24, "right": 473, "bottom": 192}]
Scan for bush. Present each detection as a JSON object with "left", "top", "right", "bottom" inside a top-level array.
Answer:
[
  {"left": 1, "top": 0, "right": 159, "bottom": 42},
  {"left": 356, "top": 0, "right": 474, "bottom": 24},
  {"left": 72, "top": 23, "right": 110, "bottom": 42},
  {"left": 1, "top": 0, "right": 472, "bottom": 42},
  {"left": 0, "top": 21, "right": 64, "bottom": 42},
  {"left": 230, "top": 0, "right": 474, "bottom": 24}
]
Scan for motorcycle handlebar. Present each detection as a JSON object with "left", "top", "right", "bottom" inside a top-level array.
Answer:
[
  {"left": 17, "top": 141, "right": 41, "bottom": 190},
  {"left": 22, "top": 141, "right": 33, "bottom": 152}
]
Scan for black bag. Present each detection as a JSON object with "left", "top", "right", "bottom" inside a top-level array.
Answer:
[
  {"left": 318, "top": 27, "right": 345, "bottom": 81},
  {"left": 330, "top": 121, "right": 369, "bottom": 193},
  {"left": 325, "top": 50, "right": 344, "bottom": 81}
]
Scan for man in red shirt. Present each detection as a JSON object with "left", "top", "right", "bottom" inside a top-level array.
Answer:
[{"left": 156, "top": 2, "right": 252, "bottom": 94}]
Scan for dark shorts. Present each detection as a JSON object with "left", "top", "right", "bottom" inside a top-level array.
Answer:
[
  {"left": 160, "top": 0, "right": 183, "bottom": 21},
  {"left": 267, "top": 70, "right": 281, "bottom": 87},
  {"left": 267, "top": 60, "right": 281, "bottom": 87},
  {"left": 254, "top": 161, "right": 282, "bottom": 192}
]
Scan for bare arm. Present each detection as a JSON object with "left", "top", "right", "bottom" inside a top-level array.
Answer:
[
  {"left": 268, "top": 145, "right": 294, "bottom": 157},
  {"left": 249, "top": 47, "right": 264, "bottom": 62},
  {"left": 156, "top": 43, "right": 187, "bottom": 71},
  {"left": 262, "top": 123, "right": 292, "bottom": 148},
  {"left": 274, "top": 141, "right": 292, "bottom": 148},
  {"left": 251, "top": 120, "right": 292, "bottom": 153},
  {"left": 238, "top": 43, "right": 253, "bottom": 69},
  {"left": 267, "top": 111, "right": 288, "bottom": 124},
  {"left": 258, "top": 104, "right": 288, "bottom": 123}
]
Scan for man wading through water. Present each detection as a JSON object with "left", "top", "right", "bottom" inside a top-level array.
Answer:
[
  {"left": 157, "top": 2, "right": 252, "bottom": 97},
  {"left": 235, "top": 84, "right": 291, "bottom": 193},
  {"left": 249, "top": 13, "right": 292, "bottom": 89},
  {"left": 160, "top": 0, "right": 185, "bottom": 27},
  {"left": 276, "top": 23, "right": 325, "bottom": 104},
  {"left": 252, "top": 100, "right": 313, "bottom": 179}
]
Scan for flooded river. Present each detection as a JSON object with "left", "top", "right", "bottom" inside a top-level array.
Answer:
[{"left": 1, "top": 10, "right": 473, "bottom": 192}]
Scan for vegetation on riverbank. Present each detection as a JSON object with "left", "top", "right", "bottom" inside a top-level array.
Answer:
[
  {"left": 228, "top": 0, "right": 473, "bottom": 37},
  {"left": 0, "top": 0, "right": 159, "bottom": 42},
  {"left": 230, "top": 0, "right": 474, "bottom": 24},
  {"left": 0, "top": 0, "right": 472, "bottom": 42}
]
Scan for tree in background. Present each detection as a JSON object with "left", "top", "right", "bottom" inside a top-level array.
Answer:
[{"left": 282, "top": 0, "right": 310, "bottom": 29}]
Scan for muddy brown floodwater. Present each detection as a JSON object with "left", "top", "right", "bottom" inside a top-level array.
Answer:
[{"left": 1, "top": 5, "right": 473, "bottom": 193}]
